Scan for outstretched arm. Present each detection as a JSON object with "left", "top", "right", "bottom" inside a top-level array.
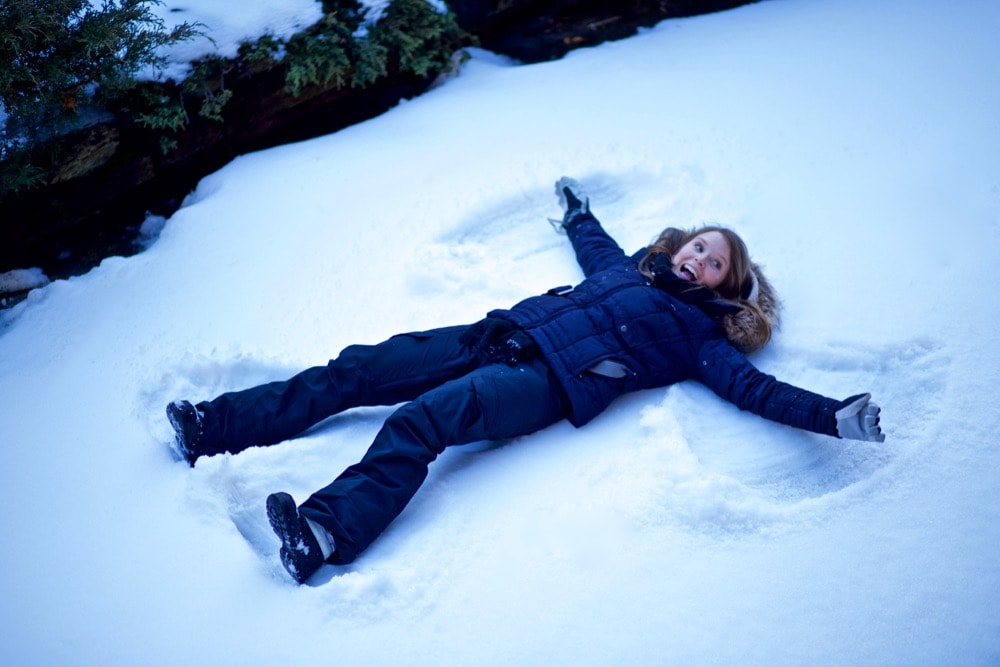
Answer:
[
  {"left": 551, "top": 177, "right": 627, "bottom": 277},
  {"left": 697, "top": 338, "right": 885, "bottom": 441}
]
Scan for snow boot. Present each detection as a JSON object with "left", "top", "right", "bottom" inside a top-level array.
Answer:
[
  {"left": 166, "top": 400, "right": 203, "bottom": 466},
  {"left": 266, "top": 492, "right": 325, "bottom": 584}
]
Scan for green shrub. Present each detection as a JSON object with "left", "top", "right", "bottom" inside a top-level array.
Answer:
[
  {"left": 0, "top": 0, "right": 470, "bottom": 199},
  {"left": 183, "top": 56, "right": 234, "bottom": 122},
  {"left": 369, "top": 0, "right": 468, "bottom": 78},
  {"left": 0, "top": 0, "right": 198, "bottom": 195},
  {"left": 237, "top": 34, "right": 284, "bottom": 70},
  {"left": 0, "top": 0, "right": 198, "bottom": 136},
  {"left": 284, "top": 1, "right": 369, "bottom": 96},
  {"left": 284, "top": 22, "right": 356, "bottom": 97},
  {"left": 283, "top": 0, "right": 468, "bottom": 95}
]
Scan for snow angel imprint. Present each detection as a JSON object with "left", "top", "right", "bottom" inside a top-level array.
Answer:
[{"left": 166, "top": 177, "right": 885, "bottom": 584}]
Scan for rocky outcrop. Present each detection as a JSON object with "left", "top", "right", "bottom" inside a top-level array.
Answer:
[
  {"left": 449, "top": 0, "right": 758, "bottom": 63},
  {"left": 0, "top": 65, "right": 438, "bottom": 278}
]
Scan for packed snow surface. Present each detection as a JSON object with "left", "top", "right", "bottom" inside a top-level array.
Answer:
[{"left": 2, "top": 0, "right": 999, "bottom": 664}]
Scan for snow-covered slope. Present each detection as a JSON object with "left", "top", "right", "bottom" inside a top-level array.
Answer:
[{"left": 1, "top": 1, "right": 998, "bottom": 664}]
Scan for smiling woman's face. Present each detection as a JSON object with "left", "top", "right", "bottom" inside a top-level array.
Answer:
[{"left": 671, "top": 231, "right": 732, "bottom": 290}]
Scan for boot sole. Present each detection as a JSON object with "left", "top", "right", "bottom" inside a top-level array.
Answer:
[{"left": 266, "top": 492, "right": 321, "bottom": 583}]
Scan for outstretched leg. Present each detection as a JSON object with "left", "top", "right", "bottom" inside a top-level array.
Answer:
[
  {"left": 295, "top": 357, "right": 568, "bottom": 567},
  {"left": 173, "top": 326, "right": 479, "bottom": 461}
]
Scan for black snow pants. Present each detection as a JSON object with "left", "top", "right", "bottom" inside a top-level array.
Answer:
[{"left": 194, "top": 325, "right": 569, "bottom": 564}]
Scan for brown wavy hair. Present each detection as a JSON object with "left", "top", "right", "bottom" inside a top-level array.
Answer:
[{"left": 637, "top": 225, "right": 753, "bottom": 301}]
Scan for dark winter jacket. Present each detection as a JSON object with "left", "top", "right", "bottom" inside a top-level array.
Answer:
[{"left": 489, "top": 214, "right": 842, "bottom": 437}]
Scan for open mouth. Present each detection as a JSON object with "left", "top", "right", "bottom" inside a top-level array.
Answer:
[{"left": 678, "top": 263, "right": 698, "bottom": 282}]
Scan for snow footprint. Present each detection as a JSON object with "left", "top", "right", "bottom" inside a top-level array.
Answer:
[
  {"left": 404, "top": 173, "right": 645, "bottom": 301},
  {"left": 136, "top": 351, "right": 301, "bottom": 447},
  {"left": 407, "top": 167, "right": 745, "bottom": 308}
]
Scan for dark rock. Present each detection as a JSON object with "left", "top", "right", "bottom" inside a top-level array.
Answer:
[{"left": 449, "top": 0, "right": 759, "bottom": 63}]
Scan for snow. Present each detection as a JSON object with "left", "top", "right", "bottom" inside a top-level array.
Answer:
[
  {"left": 2, "top": 0, "right": 1000, "bottom": 664},
  {"left": 0, "top": 268, "right": 49, "bottom": 295},
  {"left": 143, "top": 0, "right": 400, "bottom": 81},
  {"left": 143, "top": 0, "right": 324, "bottom": 80}
]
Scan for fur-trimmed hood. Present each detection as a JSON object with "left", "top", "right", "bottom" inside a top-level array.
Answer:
[{"left": 721, "top": 262, "right": 780, "bottom": 354}]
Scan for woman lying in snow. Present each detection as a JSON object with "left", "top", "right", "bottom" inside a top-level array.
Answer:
[{"left": 167, "top": 178, "right": 884, "bottom": 584}]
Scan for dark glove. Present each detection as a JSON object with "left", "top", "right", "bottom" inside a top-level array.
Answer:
[
  {"left": 459, "top": 317, "right": 537, "bottom": 366},
  {"left": 835, "top": 393, "right": 885, "bottom": 442},
  {"left": 548, "top": 176, "right": 590, "bottom": 234}
]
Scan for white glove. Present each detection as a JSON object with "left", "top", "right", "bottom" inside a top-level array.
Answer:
[{"left": 835, "top": 393, "right": 885, "bottom": 442}]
